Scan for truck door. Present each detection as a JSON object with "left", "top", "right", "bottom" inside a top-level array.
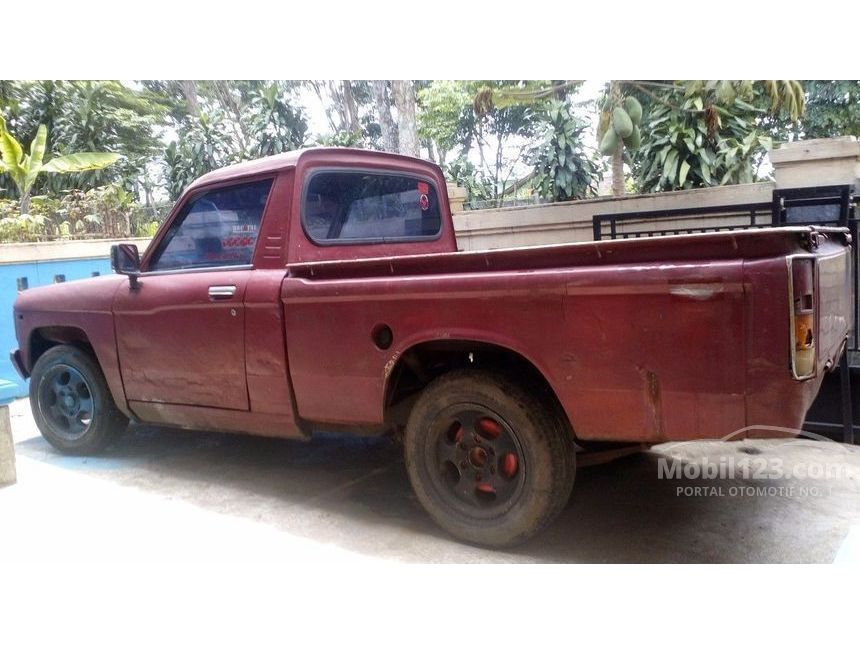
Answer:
[{"left": 113, "top": 178, "right": 273, "bottom": 410}]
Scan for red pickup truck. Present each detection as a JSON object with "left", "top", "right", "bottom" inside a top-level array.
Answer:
[{"left": 10, "top": 148, "right": 853, "bottom": 546}]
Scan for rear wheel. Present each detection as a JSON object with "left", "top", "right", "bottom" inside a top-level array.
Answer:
[
  {"left": 30, "top": 345, "right": 128, "bottom": 455},
  {"left": 404, "top": 370, "right": 575, "bottom": 548}
]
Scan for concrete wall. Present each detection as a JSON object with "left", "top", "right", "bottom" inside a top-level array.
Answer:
[{"left": 454, "top": 181, "right": 775, "bottom": 251}]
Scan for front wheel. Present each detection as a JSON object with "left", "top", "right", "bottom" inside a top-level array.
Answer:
[
  {"left": 29, "top": 345, "right": 128, "bottom": 455},
  {"left": 404, "top": 370, "right": 575, "bottom": 548}
]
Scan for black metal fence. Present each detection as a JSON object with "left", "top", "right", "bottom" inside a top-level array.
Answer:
[{"left": 592, "top": 201, "right": 774, "bottom": 241}]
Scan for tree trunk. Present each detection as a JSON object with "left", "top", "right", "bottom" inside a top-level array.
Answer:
[
  {"left": 611, "top": 147, "right": 625, "bottom": 196},
  {"left": 19, "top": 190, "right": 31, "bottom": 216},
  {"left": 610, "top": 81, "right": 626, "bottom": 196},
  {"left": 392, "top": 80, "right": 420, "bottom": 158},
  {"left": 181, "top": 80, "right": 199, "bottom": 117},
  {"left": 212, "top": 80, "right": 251, "bottom": 154},
  {"left": 372, "top": 80, "right": 399, "bottom": 152},
  {"left": 341, "top": 81, "right": 362, "bottom": 136}
]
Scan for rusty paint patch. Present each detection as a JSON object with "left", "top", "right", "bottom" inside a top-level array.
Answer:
[
  {"left": 383, "top": 350, "right": 401, "bottom": 380},
  {"left": 637, "top": 366, "right": 663, "bottom": 438}
]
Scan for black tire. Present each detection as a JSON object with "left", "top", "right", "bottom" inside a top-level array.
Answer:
[
  {"left": 404, "top": 369, "right": 575, "bottom": 548},
  {"left": 29, "top": 345, "right": 128, "bottom": 455}
]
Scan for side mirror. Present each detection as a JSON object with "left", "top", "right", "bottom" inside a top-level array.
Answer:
[{"left": 110, "top": 243, "right": 141, "bottom": 289}]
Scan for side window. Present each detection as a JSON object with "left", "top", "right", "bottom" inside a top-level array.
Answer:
[
  {"left": 303, "top": 171, "right": 441, "bottom": 243},
  {"left": 149, "top": 179, "right": 273, "bottom": 271}
]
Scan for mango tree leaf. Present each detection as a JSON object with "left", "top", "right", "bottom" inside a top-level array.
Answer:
[
  {"left": 700, "top": 161, "right": 712, "bottom": 184},
  {"left": 662, "top": 149, "right": 679, "bottom": 184},
  {"left": 679, "top": 160, "right": 691, "bottom": 186},
  {"left": 734, "top": 98, "right": 760, "bottom": 112},
  {"left": 41, "top": 152, "right": 121, "bottom": 173}
]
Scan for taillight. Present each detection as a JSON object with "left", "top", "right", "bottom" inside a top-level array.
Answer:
[{"left": 790, "top": 257, "right": 816, "bottom": 379}]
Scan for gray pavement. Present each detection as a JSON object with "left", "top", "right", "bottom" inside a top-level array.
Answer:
[{"left": 2, "top": 397, "right": 859, "bottom": 563}]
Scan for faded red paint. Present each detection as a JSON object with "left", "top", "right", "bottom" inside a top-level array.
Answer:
[{"left": 11, "top": 148, "right": 853, "bottom": 444}]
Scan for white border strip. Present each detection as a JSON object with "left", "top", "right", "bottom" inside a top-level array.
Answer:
[{"left": 0, "top": 238, "right": 152, "bottom": 265}]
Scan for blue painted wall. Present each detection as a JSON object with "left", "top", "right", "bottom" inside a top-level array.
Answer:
[{"left": 1, "top": 256, "right": 112, "bottom": 401}]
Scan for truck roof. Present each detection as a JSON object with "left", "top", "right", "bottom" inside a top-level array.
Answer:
[{"left": 186, "top": 147, "right": 441, "bottom": 192}]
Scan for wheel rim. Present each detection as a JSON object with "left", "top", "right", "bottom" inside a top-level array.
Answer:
[
  {"left": 38, "top": 364, "right": 94, "bottom": 441},
  {"left": 427, "top": 403, "right": 526, "bottom": 518}
]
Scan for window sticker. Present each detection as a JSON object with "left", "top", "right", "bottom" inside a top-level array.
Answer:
[{"left": 419, "top": 193, "right": 430, "bottom": 211}]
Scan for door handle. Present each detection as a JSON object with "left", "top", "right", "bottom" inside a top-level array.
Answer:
[{"left": 208, "top": 285, "right": 237, "bottom": 300}]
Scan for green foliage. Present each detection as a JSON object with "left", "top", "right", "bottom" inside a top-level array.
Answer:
[
  {"left": 442, "top": 155, "right": 494, "bottom": 203},
  {"left": 155, "top": 81, "right": 308, "bottom": 199},
  {"left": 682, "top": 80, "right": 806, "bottom": 122},
  {"left": 315, "top": 129, "right": 367, "bottom": 148},
  {"left": 472, "top": 81, "right": 581, "bottom": 116},
  {"left": 468, "top": 81, "right": 544, "bottom": 201},
  {"left": 0, "top": 185, "right": 166, "bottom": 242},
  {"left": 633, "top": 93, "right": 773, "bottom": 192},
  {"left": 417, "top": 81, "right": 475, "bottom": 162},
  {"left": 530, "top": 101, "right": 602, "bottom": 201},
  {"left": 0, "top": 115, "right": 120, "bottom": 212},
  {"left": 414, "top": 81, "right": 548, "bottom": 202},
  {"left": 250, "top": 82, "right": 308, "bottom": 156},
  {"left": 0, "top": 200, "right": 47, "bottom": 241},
  {"left": 0, "top": 81, "right": 165, "bottom": 198},
  {"left": 799, "top": 81, "right": 860, "bottom": 139},
  {"left": 163, "top": 112, "right": 234, "bottom": 200},
  {"left": 303, "top": 80, "right": 381, "bottom": 149}
]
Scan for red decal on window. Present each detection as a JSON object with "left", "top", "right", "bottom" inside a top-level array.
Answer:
[
  {"left": 223, "top": 235, "right": 255, "bottom": 248},
  {"left": 417, "top": 182, "right": 429, "bottom": 195},
  {"left": 419, "top": 193, "right": 430, "bottom": 211}
]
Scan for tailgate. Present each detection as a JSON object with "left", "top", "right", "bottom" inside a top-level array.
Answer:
[{"left": 811, "top": 231, "right": 853, "bottom": 374}]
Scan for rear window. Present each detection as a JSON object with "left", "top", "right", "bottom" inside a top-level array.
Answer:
[{"left": 303, "top": 171, "right": 441, "bottom": 243}]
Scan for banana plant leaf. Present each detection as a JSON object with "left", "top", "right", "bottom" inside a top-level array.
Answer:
[
  {"left": 23, "top": 125, "right": 48, "bottom": 193},
  {"left": 41, "top": 152, "right": 121, "bottom": 174}
]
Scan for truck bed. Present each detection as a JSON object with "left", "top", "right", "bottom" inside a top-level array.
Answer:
[{"left": 283, "top": 226, "right": 852, "bottom": 443}]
